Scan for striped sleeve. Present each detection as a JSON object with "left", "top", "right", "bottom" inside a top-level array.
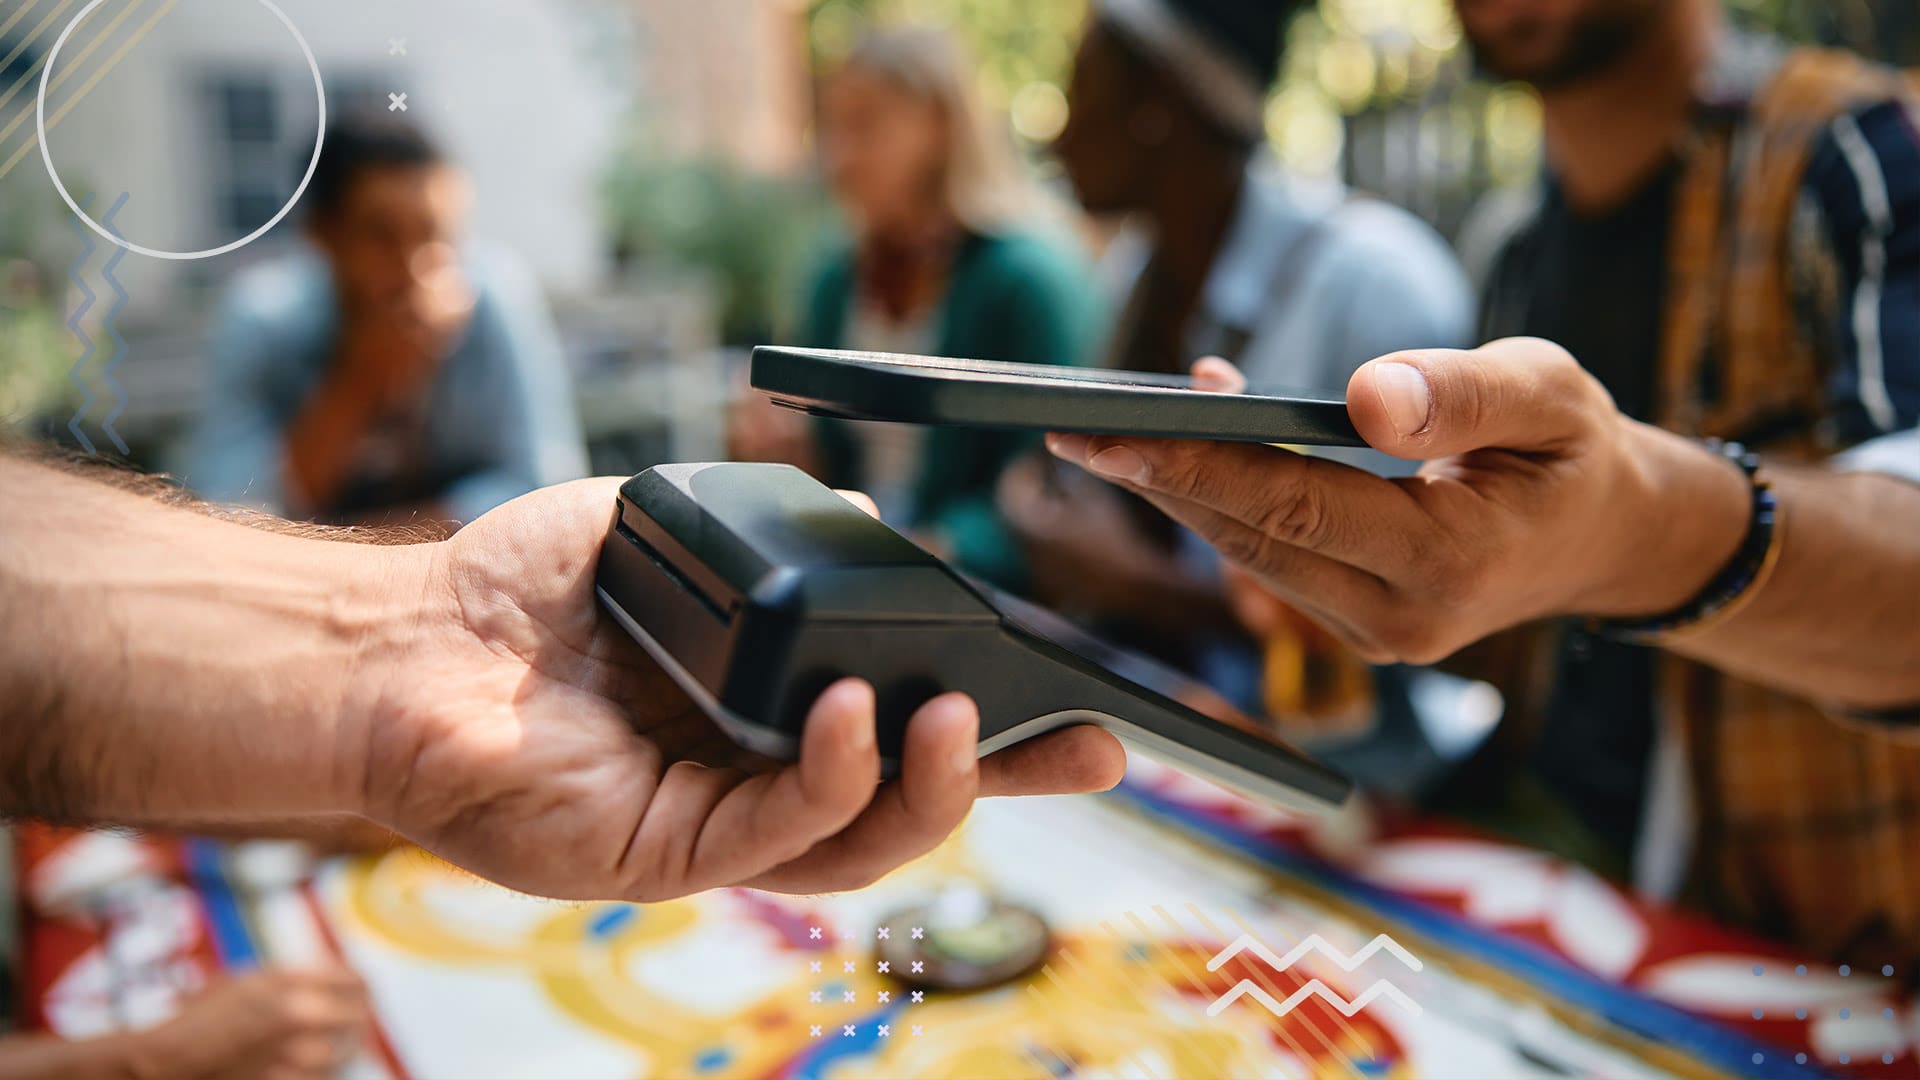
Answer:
[{"left": 1802, "top": 95, "right": 1920, "bottom": 446}]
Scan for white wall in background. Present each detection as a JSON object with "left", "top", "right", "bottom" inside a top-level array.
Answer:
[{"left": 43, "top": 0, "right": 633, "bottom": 317}]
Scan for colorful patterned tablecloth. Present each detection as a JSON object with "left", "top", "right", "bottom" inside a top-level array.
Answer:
[{"left": 16, "top": 757, "right": 1917, "bottom": 1079}]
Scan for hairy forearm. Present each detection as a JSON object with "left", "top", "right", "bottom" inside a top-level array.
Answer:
[
  {"left": 1663, "top": 467, "right": 1920, "bottom": 709},
  {"left": 0, "top": 455, "right": 423, "bottom": 825}
]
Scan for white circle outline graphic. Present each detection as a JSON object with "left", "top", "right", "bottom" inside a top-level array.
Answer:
[{"left": 38, "top": 0, "right": 327, "bottom": 261}]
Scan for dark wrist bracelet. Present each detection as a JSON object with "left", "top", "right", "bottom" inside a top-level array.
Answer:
[{"left": 1591, "top": 440, "right": 1780, "bottom": 643}]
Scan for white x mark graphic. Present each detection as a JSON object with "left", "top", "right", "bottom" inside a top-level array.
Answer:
[
  {"left": 878, "top": 1024, "right": 891, "bottom": 1038},
  {"left": 388, "top": 37, "right": 407, "bottom": 55},
  {"left": 387, "top": 92, "right": 408, "bottom": 112}
]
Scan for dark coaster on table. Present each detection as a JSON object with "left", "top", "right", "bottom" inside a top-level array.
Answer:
[{"left": 879, "top": 887, "right": 1051, "bottom": 992}]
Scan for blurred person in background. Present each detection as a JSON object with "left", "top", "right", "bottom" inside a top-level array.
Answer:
[
  {"left": 0, "top": 966, "right": 371, "bottom": 1079},
  {"left": 1058, "top": 0, "right": 1469, "bottom": 386},
  {"left": 185, "top": 113, "right": 586, "bottom": 532},
  {"left": 730, "top": 24, "right": 1098, "bottom": 591},
  {"left": 1052, "top": 0, "right": 1920, "bottom": 969},
  {"left": 1448, "top": 0, "right": 1920, "bottom": 965},
  {"left": 1005, "top": 0, "right": 1470, "bottom": 725}
]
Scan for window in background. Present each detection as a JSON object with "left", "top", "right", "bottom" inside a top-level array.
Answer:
[
  {"left": 205, "top": 72, "right": 282, "bottom": 237},
  {"left": 323, "top": 74, "right": 392, "bottom": 119},
  {"left": 199, "top": 67, "right": 388, "bottom": 242}
]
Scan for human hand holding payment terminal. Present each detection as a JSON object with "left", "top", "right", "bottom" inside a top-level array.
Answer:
[{"left": 595, "top": 462, "right": 1352, "bottom": 812}]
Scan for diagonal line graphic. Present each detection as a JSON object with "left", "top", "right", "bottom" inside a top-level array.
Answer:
[
  {"left": 0, "top": 0, "right": 177, "bottom": 182},
  {"left": 0, "top": 1, "right": 53, "bottom": 47},
  {"left": 1059, "top": 935, "right": 1174, "bottom": 1080},
  {"left": 64, "top": 192, "right": 98, "bottom": 454},
  {"left": 97, "top": 191, "right": 130, "bottom": 454},
  {"left": 1187, "top": 905, "right": 1370, "bottom": 1079},
  {"left": 0, "top": 0, "right": 108, "bottom": 132},
  {"left": 1026, "top": 951, "right": 1164, "bottom": 1080},
  {"left": 39, "top": 0, "right": 144, "bottom": 98},
  {"left": 1126, "top": 910, "right": 1334, "bottom": 1080},
  {"left": 1220, "top": 908, "right": 1388, "bottom": 1066},
  {"left": 0, "top": 0, "right": 85, "bottom": 109}
]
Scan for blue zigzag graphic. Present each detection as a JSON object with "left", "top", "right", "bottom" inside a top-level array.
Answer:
[
  {"left": 97, "top": 193, "right": 132, "bottom": 455},
  {"left": 64, "top": 195, "right": 99, "bottom": 455}
]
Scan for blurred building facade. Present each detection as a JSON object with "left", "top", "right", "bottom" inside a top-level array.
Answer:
[
  {"left": 27, "top": 0, "right": 632, "bottom": 317},
  {"left": 628, "top": 0, "right": 811, "bottom": 173}
]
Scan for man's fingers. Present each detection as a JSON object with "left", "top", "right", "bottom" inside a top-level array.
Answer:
[
  {"left": 1347, "top": 338, "right": 1612, "bottom": 460},
  {"left": 835, "top": 489, "right": 881, "bottom": 519},
  {"left": 1123, "top": 487, "right": 1399, "bottom": 660},
  {"left": 744, "top": 692, "right": 981, "bottom": 893},
  {"left": 1191, "top": 356, "right": 1247, "bottom": 393},
  {"left": 978, "top": 724, "right": 1126, "bottom": 796},
  {"left": 653, "top": 678, "right": 879, "bottom": 895},
  {"left": 1044, "top": 433, "right": 1423, "bottom": 577}
]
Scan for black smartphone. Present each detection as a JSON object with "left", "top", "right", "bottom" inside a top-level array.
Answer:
[{"left": 750, "top": 346, "right": 1365, "bottom": 446}]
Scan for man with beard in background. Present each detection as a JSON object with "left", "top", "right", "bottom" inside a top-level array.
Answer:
[{"left": 1440, "top": 0, "right": 1920, "bottom": 966}]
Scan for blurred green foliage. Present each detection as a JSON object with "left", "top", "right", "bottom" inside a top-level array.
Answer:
[
  {"left": 0, "top": 173, "right": 72, "bottom": 425},
  {"left": 805, "top": 0, "right": 1914, "bottom": 171},
  {"left": 602, "top": 153, "right": 830, "bottom": 345},
  {"left": 807, "top": 0, "right": 1088, "bottom": 114}
]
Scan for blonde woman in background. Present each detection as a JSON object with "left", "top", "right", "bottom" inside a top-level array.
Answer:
[{"left": 731, "top": 24, "right": 1098, "bottom": 592}]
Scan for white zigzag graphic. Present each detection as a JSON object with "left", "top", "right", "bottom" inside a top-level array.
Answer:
[
  {"left": 1206, "top": 977, "right": 1423, "bottom": 1018},
  {"left": 1205, "top": 933, "right": 1424, "bottom": 1018},
  {"left": 1205, "top": 933, "right": 1423, "bottom": 975}
]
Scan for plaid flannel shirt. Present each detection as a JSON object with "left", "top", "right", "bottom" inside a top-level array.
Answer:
[{"left": 1480, "top": 46, "right": 1920, "bottom": 969}]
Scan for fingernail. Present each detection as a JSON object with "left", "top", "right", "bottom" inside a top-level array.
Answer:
[
  {"left": 1087, "top": 445, "right": 1149, "bottom": 483},
  {"left": 1374, "top": 362, "right": 1432, "bottom": 438},
  {"left": 1046, "top": 433, "right": 1090, "bottom": 463}
]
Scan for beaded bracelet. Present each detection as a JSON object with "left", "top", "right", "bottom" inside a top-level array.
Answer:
[{"left": 1591, "top": 440, "right": 1781, "bottom": 643}]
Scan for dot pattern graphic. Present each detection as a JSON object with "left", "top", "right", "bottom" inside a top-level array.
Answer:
[
  {"left": 1751, "top": 959, "right": 1908, "bottom": 1071},
  {"left": 802, "top": 925, "right": 928, "bottom": 1041}
]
